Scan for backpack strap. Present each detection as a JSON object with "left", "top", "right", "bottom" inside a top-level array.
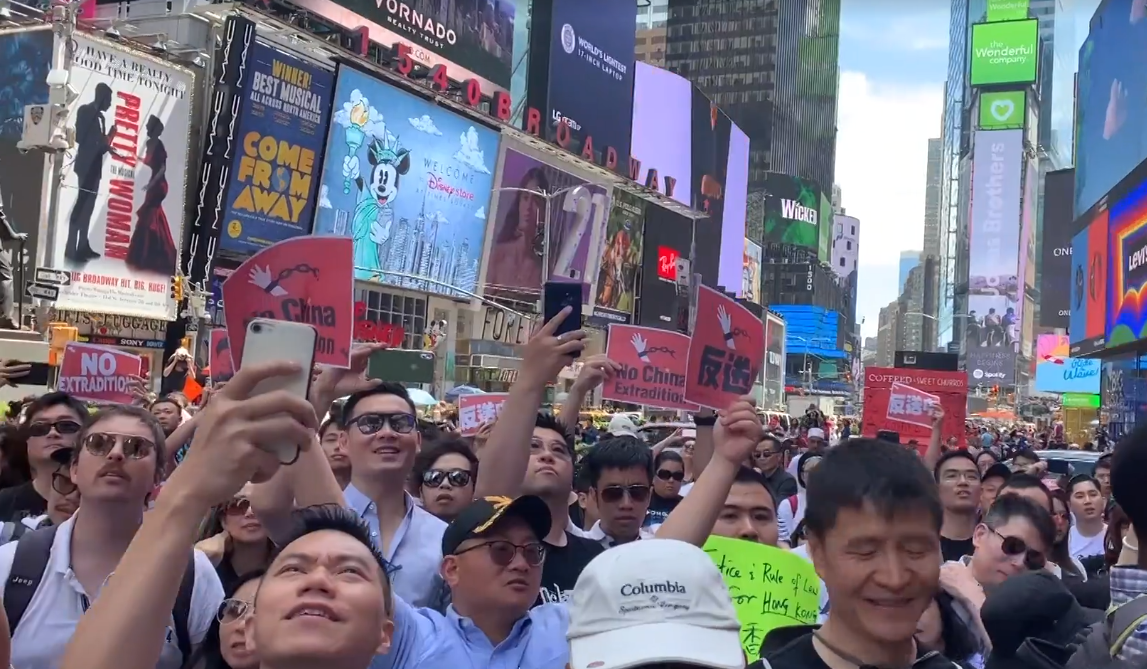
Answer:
[
  {"left": 173, "top": 553, "right": 196, "bottom": 663},
  {"left": 1106, "top": 594, "right": 1147, "bottom": 656},
  {"left": 3, "top": 525, "right": 60, "bottom": 633},
  {"left": 787, "top": 495, "right": 798, "bottom": 516}
]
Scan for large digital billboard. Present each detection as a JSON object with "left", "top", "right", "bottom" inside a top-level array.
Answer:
[
  {"left": 483, "top": 144, "right": 609, "bottom": 303},
  {"left": 636, "top": 204, "right": 692, "bottom": 330},
  {"left": 969, "top": 19, "right": 1039, "bottom": 87},
  {"left": 742, "top": 239, "right": 761, "bottom": 304},
  {"left": 690, "top": 87, "right": 732, "bottom": 289},
  {"left": 1108, "top": 175, "right": 1147, "bottom": 347},
  {"left": 531, "top": 0, "right": 635, "bottom": 167},
  {"left": 1074, "top": 1, "right": 1147, "bottom": 219},
  {"left": 1069, "top": 209, "right": 1108, "bottom": 356},
  {"left": 592, "top": 189, "right": 644, "bottom": 325},
  {"left": 1034, "top": 334, "right": 1100, "bottom": 394},
  {"left": 978, "top": 90, "right": 1025, "bottom": 130},
  {"left": 761, "top": 172, "right": 823, "bottom": 252},
  {"left": 314, "top": 66, "right": 498, "bottom": 300},
  {"left": 966, "top": 130, "right": 1023, "bottom": 385},
  {"left": 986, "top": 0, "right": 1030, "bottom": 22},
  {"left": 630, "top": 61, "right": 691, "bottom": 202},
  {"left": 726, "top": 125, "right": 750, "bottom": 291},
  {"left": 769, "top": 304, "right": 844, "bottom": 359},
  {"left": 1039, "top": 169, "right": 1074, "bottom": 329},
  {"left": 764, "top": 311, "right": 786, "bottom": 409},
  {"left": 291, "top": 0, "right": 515, "bottom": 94},
  {"left": 220, "top": 42, "right": 334, "bottom": 255}
]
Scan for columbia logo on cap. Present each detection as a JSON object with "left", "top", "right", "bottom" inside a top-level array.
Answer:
[{"left": 619, "top": 581, "right": 688, "bottom": 596}]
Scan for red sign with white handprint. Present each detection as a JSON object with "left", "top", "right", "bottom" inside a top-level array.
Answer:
[
  {"left": 685, "top": 285, "right": 765, "bottom": 410},
  {"left": 602, "top": 324, "right": 697, "bottom": 411},
  {"left": 222, "top": 236, "right": 355, "bottom": 368}
]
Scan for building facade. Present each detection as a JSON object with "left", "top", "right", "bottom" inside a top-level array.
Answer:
[
  {"left": 899, "top": 249, "right": 921, "bottom": 294},
  {"left": 831, "top": 214, "right": 859, "bottom": 280}
]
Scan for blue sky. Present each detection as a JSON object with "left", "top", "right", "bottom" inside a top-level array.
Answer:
[{"left": 836, "top": 0, "right": 949, "bottom": 339}]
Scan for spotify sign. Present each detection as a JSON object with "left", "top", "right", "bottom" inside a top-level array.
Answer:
[
  {"left": 979, "top": 91, "right": 1025, "bottom": 130},
  {"left": 970, "top": 19, "right": 1038, "bottom": 86}
]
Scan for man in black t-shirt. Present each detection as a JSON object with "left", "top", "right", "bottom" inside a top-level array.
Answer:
[
  {"left": 756, "top": 439, "right": 957, "bottom": 669},
  {"left": 0, "top": 392, "right": 86, "bottom": 522},
  {"left": 934, "top": 451, "right": 981, "bottom": 562}
]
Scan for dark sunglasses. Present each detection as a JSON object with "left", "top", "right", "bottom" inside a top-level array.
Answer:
[
  {"left": 224, "top": 497, "right": 252, "bottom": 516},
  {"left": 51, "top": 471, "right": 77, "bottom": 496},
  {"left": 455, "top": 540, "right": 546, "bottom": 567},
  {"left": 754, "top": 449, "right": 779, "bottom": 459},
  {"left": 993, "top": 529, "right": 1046, "bottom": 570},
  {"left": 81, "top": 433, "right": 156, "bottom": 460},
  {"left": 27, "top": 420, "right": 82, "bottom": 438},
  {"left": 599, "top": 484, "right": 651, "bottom": 504},
  {"left": 423, "top": 469, "right": 472, "bottom": 488},
  {"left": 217, "top": 598, "right": 251, "bottom": 623},
  {"left": 347, "top": 412, "right": 417, "bottom": 435},
  {"left": 656, "top": 469, "right": 685, "bottom": 482}
]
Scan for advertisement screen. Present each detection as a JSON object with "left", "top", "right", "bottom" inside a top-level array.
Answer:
[
  {"left": 0, "top": 29, "right": 51, "bottom": 289},
  {"left": 1069, "top": 210, "right": 1108, "bottom": 356},
  {"left": 1034, "top": 334, "right": 1100, "bottom": 394},
  {"left": 1108, "top": 177, "right": 1147, "bottom": 347},
  {"left": 762, "top": 172, "right": 823, "bottom": 252},
  {"left": 966, "top": 129, "right": 1023, "bottom": 385},
  {"left": 592, "top": 189, "right": 645, "bottom": 325},
  {"left": 541, "top": 0, "right": 635, "bottom": 166},
  {"left": 484, "top": 145, "right": 609, "bottom": 302},
  {"left": 290, "top": 0, "right": 515, "bottom": 94},
  {"left": 818, "top": 191, "right": 833, "bottom": 263},
  {"left": 637, "top": 205, "right": 691, "bottom": 330},
  {"left": 49, "top": 35, "right": 194, "bottom": 320},
  {"left": 969, "top": 19, "right": 1039, "bottom": 87},
  {"left": 979, "top": 90, "right": 1025, "bottom": 130},
  {"left": 987, "top": 0, "right": 1030, "bottom": 22},
  {"left": 1073, "top": 2, "right": 1147, "bottom": 217},
  {"left": 1018, "top": 158, "right": 1038, "bottom": 322},
  {"left": 764, "top": 311, "right": 786, "bottom": 409},
  {"left": 770, "top": 305, "right": 842, "bottom": 358},
  {"left": 314, "top": 66, "right": 498, "bottom": 300},
  {"left": 219, "top": 42, "right": 334, "bottom": 255},
  {"left": 630, "top": 61, "right": 690, "bottom": 204},
  {"left": 726, "top": 125, "right": 750, "bottom": 291},
  {"left": 1039, "top": 169, "right": 1074, "bottom": 329},
  {"left": 743, "top": 239, "right": 761, "bottom": 304},
  {"left": 690, "top": 88, "right": 731, "bottom": 288}
]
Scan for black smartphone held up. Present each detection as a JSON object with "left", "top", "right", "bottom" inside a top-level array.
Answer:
[
  {"left": 10, "top": 361, "right": 51, "bottom": 387},
  {"left": 542, "top": 280, "right": 582, "bottom": 347}
]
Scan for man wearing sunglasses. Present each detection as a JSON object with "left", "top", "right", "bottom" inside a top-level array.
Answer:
[
  {"left": 0, "top": 391, "right": 87, "bottom": 523},
  {"left": 579, "top": 438, "right": 656, "bottom": 547},
  {"left": 0, "top": 449, "right": 79, "bottom": 545},
  {"left": 753, "top": 435, "right": 797, "bottom": 503}
]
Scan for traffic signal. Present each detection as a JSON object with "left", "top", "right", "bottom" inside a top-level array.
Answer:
[{"left": 171, "top": 276, "right": 183, "bottom": 302}]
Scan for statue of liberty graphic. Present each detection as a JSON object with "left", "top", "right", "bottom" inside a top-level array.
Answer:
[{"left": 342, "top": 122, "right": 412, "bottom": 281}]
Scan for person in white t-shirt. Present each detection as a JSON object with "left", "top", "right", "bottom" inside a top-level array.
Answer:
[
  {"left": 1067, "top": 475, "right": 1107, "bottom": 571},
  {"left": 777, "top": 452, "right": 823, "bottom": 544}
]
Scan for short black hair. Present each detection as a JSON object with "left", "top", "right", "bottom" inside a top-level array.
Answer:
[
  {"left": 319, "top": 417, "right": 339, "bottom": 439},
  {"left": 1012, "top": 448, "right": 1040, "bottom": 463},
  {"left": 412, "top": 437, "right": 478, "bottom": 493},
  {"left": 1068, "top": 475, "right": 1101, "bottom": 496},
  {"left": 273, "top": 505, "right": 393, "bottom": 614},
  {"left": 983, "top": 493, "right": 1055, "bottom": 552},
  {"left": 581, "top": 437, "right": 652, "bottom": 488},
  {"left": 148, "top": 396, "right": 182, "bottom": 412},
  {"left": 804, "top": 438, "right": 942, "bottom": 539},
  {"left": 534, "top": 412, "right": 575, "bottom": 451},
  {"left": 654, "top": 449, "right": 683, "bottom": 469},
  {"left": 1113, "top": 423, "right": 1147, "bottom": 537},
  {"left": 759, "top": 434, "right": 782, "bottom": 450},
  {"left": 933, "top": 450, "right": 978, "bottom": 481},
  {"left": 573, "top": 463, "right": 592, "bottom": 493},
  {"left": 1095, "top": 453, "right": 1113, "bottom": 472},
  {"left": 20, "top": 391, "right": 87, "bottom": 432},
  {"left": 733, "top": 465, "right": 776, "bottom": 508},
  {"left": 341, "top": 382, "right": 416, "bottom": 427},
  {"left": 999, "top": 473, "right": 1053, "bottom": 511}
]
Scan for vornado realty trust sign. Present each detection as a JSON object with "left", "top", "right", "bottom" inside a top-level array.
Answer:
[{"left": 380, "top": 0, "right": 456, "bottom": 48}]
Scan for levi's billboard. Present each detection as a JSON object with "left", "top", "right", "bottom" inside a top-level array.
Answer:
[
  {"left": 1108, "top": 174, "right": 1147, "bottom": 348},
  {"left": 862, "top": 367, "right": 967, "bottom": 448}
]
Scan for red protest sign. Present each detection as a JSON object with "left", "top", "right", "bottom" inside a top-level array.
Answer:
[
  {"left": 209, "top": 329, "right": 235, "bottom": 383},
  {"left": 602, "top": 325, "right": 697, "bottom": 411},
  {"left": 886, "top": 382, "right": 941, "bottom": 429},
  {"left": 457, "top": 393, "right": 509, "bottom": 436},
  {"left": 57, "top": 342, "right": 143, "bottom": 405},
  {"left": 685, "top": 286, "right": 764, "bottom": 410},
  {"left": 223, "top": 236, "right": 354, "bottom": 368},
  {"left": 862, "top": 367, "right": 967, "bottom": 449}
]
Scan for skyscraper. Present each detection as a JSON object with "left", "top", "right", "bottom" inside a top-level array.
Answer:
[
  {"left": 899, "top": 250, "right": 921, "bottom": 294},
  {"left": 663, "top": 0, "right": 840, "bottom": 193},
  {"left": 923, "top": 138, "right": 942, "bottom": 260}
]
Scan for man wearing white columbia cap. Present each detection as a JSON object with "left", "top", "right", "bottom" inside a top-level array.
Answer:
[{"left": 567, "top": 539, "right": 746, "bottom": 669}]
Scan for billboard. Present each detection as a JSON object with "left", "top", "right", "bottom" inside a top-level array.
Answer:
[
  {"left": 1108, "top": 176, "right": 1147, "bottom": 347},
  {"left": 0, "top": 29, "right": 51, "bottom": 293},
  {"left": 1039, "top": 169, "right": 1074, "bottom": 329},
  {"left": 636, "top": 205, "right": 691, "bottom": 330},
  {"left": 863, "top": 367, "right": 968, "bottom": 448},
  {"left": 1074, "top": 0, "right": 1147, "bottom": 217},
  {"left": 726, "top": 125, "right": 751, "bottom": 291},
  {"left": 969, "top": 19, "right": 1039, "bottom": 87},
  {"left": 742, "top": 239, "right": 761, "bottom": 304},
  {"left": 484, "top": 144, "right": 609, "bottom": 302},
  {"left": 630, "top": 61, "right": 691, "bottom": 201},
  {"left": 49, "top": 35, "right": 194, "bottom": 320},
  {"left": 978, "top": 90, "right": 1026, "bottom": 130},
  {"left": 690, "top": 88, "right": 732, "bottom": 288},
  {"left": 764, "top": 311, "right": 786, "bottom": 409},
  {"left": 1018, "top": 158, "right": 1038, "bottom": 319},
  {"left": 769, "top": 304, "right": 843, "bottom": 358},
  {"left": 966, "top": 129, "right": 1023, "bottom": 385},
  {"left": 1069, "top": 209, "right": 1109, "bottom": 356},
  {"left": 290, "top": 0, "right": 514, "bottom": 94},
  {"left": 534, "top": 0, "right": 635, "bottom": 166},
  {"left": 818, "top": 191, "right": 833, "bottom": 263},
  {"left": 761, "top": 172, "right": 822, "bottom": 252},
  {"left": 591, "top": 189, "right": 645, "bottom": 325},
  {"left": 1034, "top": 334, "right": 1100, "bottom": 394},
  {"left": 314, "top": 66, "right": 498, "bottom": 300},
  {"left": 986, "top": 0, "right": 1030, "bottom": 21},
  {"left": 219, "top": 42, "right": 334, "bottom": 255}
]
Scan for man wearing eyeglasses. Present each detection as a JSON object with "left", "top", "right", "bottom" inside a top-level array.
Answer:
[
  {"left": 0, "top": 449, "right": 79, "bottom": 544},
  {"left": 934, "top": 451, "right": 983, "bottom": 562},
  {"left": 338, "top": 382, "right": 447, "bottom": 608},
  {"left": 0, "top": 391, "right": 87, "bottom": 523}
]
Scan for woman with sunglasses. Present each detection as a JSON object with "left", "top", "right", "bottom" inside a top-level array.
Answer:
[
  {"left": 644, "top": 450, "right": 685, "bottom": 529},
  {"left": 411, "top": 438, "right": 478, "bottom": 522},
  {"left": 196, "top": 484, "right": 275, "bottom": 594},
  {"left": 183, "top": 570, "right": 264, "bottom": 669},
  {"left": 1068, "top": 475, "right": 1108, "bottom": 575}
]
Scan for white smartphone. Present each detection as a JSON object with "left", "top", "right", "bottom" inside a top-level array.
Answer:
[{"left": 240, "top": 318, "right": 318, "bottom": 463}]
